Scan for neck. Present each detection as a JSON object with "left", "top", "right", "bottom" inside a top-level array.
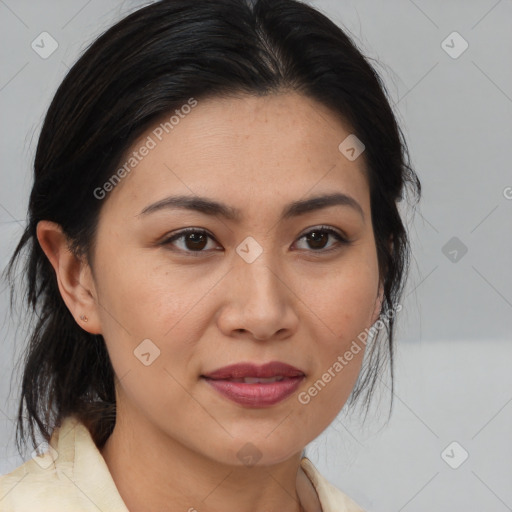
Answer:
[{"left": 99, "top": 413, "right": 321, "bottom": 512}]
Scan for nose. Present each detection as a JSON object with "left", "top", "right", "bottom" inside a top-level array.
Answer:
[{"left": 216, "top": 254, "right": 299, "bottom": 341}]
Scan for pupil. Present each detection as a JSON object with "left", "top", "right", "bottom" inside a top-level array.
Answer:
[
  {"left": 308, "top": 231, "right": 327, "bottom": 249},
  {"left": 186, "top": 233, "right": 207, "bottom": 250}
]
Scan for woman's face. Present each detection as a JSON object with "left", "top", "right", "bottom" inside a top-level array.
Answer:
[{"left": 87, "top": 92, "right": 383, "bottom": 465}]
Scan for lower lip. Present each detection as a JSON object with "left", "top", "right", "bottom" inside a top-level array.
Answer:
[{"left": 202, "top": 376, "right": 304, "bottom": 407}]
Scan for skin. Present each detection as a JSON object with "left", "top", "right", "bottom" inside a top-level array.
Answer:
[{"left": 37, "top": 91, "right": 384, "bottom": 512}]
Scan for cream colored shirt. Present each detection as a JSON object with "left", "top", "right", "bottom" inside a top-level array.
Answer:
[{"left": 0, "top": 416, "right": 365, "bottom": 511}]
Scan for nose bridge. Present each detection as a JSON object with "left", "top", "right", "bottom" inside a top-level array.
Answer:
[
  {"left": 214, "top": 229, "right": 300, "bottom": 340},
  {"left": 234, "top": 237, "right": 283, "bottom": 302},
  {"left": 229, "top": 235, "right": 293, "bottom": 327}
]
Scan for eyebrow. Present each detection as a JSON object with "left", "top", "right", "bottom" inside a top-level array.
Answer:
[{"left": 137, "top": 192, "right": 365, "bottom": 222}]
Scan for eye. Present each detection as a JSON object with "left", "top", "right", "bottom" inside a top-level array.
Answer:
[
  {"left": 160, "top": 228, "right": 219, "bottom": 255},
  {"left": 160, "top": 225, "right": 351, "bottom": 256},
  {"left": 294, "top": 226, "right": 350, "bottom": 252}
]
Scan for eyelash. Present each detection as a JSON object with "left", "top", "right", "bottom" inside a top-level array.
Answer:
[{"left": 160, "top": 226, "right": 351, "bottom": 257}]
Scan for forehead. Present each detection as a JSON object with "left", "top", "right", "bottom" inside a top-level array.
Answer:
[{"left": 100, "top": 92, "right": 370, "bottom": 219}]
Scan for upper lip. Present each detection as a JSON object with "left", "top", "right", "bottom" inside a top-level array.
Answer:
[{"left": 202, "top": 361, "right": 305, "bottom": 380}]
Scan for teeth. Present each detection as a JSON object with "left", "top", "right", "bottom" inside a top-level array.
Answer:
[{"left": 230, "top": 376, "right": 286, "bottom": 383}]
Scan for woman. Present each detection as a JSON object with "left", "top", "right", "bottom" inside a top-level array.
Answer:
[{"left": 0, "top": 0, "right": 420, "bottom": 510}]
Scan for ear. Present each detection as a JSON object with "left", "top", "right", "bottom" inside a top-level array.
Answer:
[{"left": 36, "top": 220, "right": 102, "bottom": 335}]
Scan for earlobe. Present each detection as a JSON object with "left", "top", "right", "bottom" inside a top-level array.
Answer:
[{"left": 36, "top": 220, "right": 102, "bottom": 334}]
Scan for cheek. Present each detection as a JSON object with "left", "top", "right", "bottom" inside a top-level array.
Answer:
[
  {"left": 296, "top": 280, "right": 373, "bottom": 432},
  {"left": 94, "top": 254, "right": 222, "bottom": 393},
  {"left": 298, "top": 250, "right": 379, "bottom": 406},
  {"left": 96, "top": 249, "right": 213, "bottom": 338},
  {"left": 306, "top": 254, "right": 380, "bottom": 346}
]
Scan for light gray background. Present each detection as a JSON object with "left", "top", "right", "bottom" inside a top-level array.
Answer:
[{"left": 1, "top": 1, "right": 511, "bottom": 511}]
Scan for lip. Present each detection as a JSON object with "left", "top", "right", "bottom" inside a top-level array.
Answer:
[
  {"left": 201, "top": 361, "right": 306, "bottom": 408},
  {"left": 201, "top": 361, "right": 305, "bottom": 380},
  {"left": 202, "top": 376, "right": 305, "bottom": 407}
]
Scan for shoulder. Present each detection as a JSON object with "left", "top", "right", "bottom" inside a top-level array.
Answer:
[
  {"left": 300, "top": 457, "right": 366, "bottom": 512},
  {"left": 0, "top": 455, "right": 89, "bottom": 511},
  {"left": 0, "top": 416, "right": 129, "bottom": 511}
]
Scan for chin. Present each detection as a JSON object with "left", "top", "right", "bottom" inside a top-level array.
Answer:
[{"left": 211, "top": 438, "right": 303, "bottom": 468}]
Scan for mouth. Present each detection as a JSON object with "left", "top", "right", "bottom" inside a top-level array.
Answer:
[
  {"left": 200, "top": 361, "right": 306, "bottom": 407},
  {"left": 201, "top": 361, "right": 306, "bottom": 380},
  {"left": 201, "top": 375, "right": 305, "bottom": 407},
  {"left": 203, "top": 376, "right": 291, "bottom": 383}
]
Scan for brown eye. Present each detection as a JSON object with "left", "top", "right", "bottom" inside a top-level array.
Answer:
[
  {"left": 161, "top": 228, "right": 218, "bottom": 254},
  {"left": 182, "top": 232, "right": 208, "bottom": 251},
  {"left": 305, "top": 230, "right": 330, "bottom": 250},
  {"left": 295, "top": 226, "right": 350, "bottom": 252},
  {"left": 161, "top": 225, "right": 350, "bottom": 257}
]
